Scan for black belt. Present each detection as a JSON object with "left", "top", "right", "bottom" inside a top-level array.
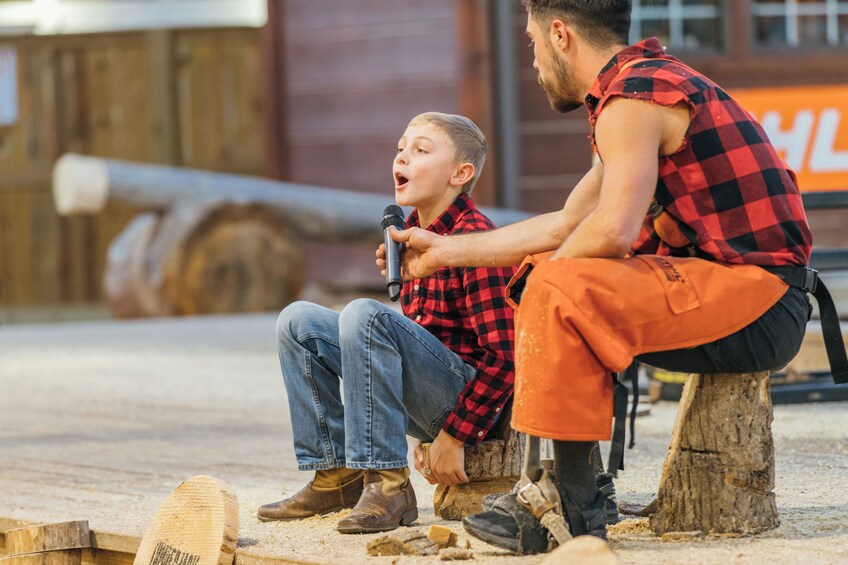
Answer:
[{"left": 763, "top": 266, "right": 848, "bottom": 384}]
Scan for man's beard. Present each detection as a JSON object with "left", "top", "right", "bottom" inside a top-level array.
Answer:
[{"left": 539, "top": 55, "right": 583, "bottom": 114}]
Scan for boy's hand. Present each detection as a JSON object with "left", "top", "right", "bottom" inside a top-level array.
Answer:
[
  {"left": 427, "top": 430, "right": 469, "bottom": 486},
  {"left": 385, "top": 227, "right": 443, "bottom": 279},
  {"left": 411, "top": 439, "right": 438, "bottom": 485}
]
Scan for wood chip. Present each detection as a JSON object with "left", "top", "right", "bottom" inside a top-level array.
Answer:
[
  {"left": 438, "top": 547, "right": 473, "bottom": 561},
  {"left": 661, "top": 531, "right": 704, "bottom": 542},
  {"left": 366, "top": 529, "right": 439, "bottom": 556},
  {"left": 426, "top": 525, "right": 457, "bottom": 548}
]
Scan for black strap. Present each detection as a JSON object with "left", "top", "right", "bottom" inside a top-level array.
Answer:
[
  {"left": 607, "top": 370, "right": 628, "bottom": 478},
  {"left": 626, "top": 361, "right": 639, "bottom": 449},
  {"left": 812, "top": 281, "right": 848, "bottom": 384},
  {"left": 764, "top": 266, "right": 848, "bottom": 384}
]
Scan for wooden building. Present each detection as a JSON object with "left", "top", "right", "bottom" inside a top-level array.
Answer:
[{"left": 1, "top": 0, "right": 847, "bottom": 318}]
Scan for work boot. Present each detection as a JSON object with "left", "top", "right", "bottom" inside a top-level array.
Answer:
[
  {"left": 257, "top": 468, "right": 364, "bottom": 522},
  {"left": 596, "top": 473, "right": 620, "bottom": 525},
  {"left": 336, "top": 468, "right": 418, "bottom": 534},
  {"left": 463, "top": 488, "right": 607, "bottom": 555}
]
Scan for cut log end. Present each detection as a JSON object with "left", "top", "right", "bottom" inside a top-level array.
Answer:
[{"left": 53, "top": 154, "right": 110, "bottom": 215}]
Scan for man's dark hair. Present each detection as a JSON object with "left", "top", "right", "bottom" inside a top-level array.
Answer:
[{"left": 522, "top": 1, "right": 632, "bottom": 48}]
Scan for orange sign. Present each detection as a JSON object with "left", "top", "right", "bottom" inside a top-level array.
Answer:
[{"left": 732, "top": 84, "right": 848, "bottom": 192}]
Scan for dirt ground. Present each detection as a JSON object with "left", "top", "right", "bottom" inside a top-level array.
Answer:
[{"left": 0, "top": 313, "right": 846, "bottom": 564}]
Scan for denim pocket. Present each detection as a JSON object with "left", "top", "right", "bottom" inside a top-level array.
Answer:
[{"left": 428, "top": 407, "right": 453, "bottom": 439}]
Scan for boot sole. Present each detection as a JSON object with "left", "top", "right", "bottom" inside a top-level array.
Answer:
[
  {"left": 336, "top": 507, "right": 418, "bottom": 534},
  {"left": 462, "top": 518, "right": 521, "bottom": 553},
  {"left": 256, "top": 505, "right": 350, "bottom": 522}
]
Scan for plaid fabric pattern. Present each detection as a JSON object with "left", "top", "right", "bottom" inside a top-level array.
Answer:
[
  {"left": 586, "top": 38, "right": 812, "bottom": 267},
  {"left": 402, "top": 194, "right": 515, "bottom": 444}
]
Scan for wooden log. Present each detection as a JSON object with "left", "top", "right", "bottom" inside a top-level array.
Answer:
[
  {"left": 103, "top": 213, "right": 170, "bottom": 318},
  {"left": 133, "top": 475, "right": 238, "bottom": 565},
  {"left": 432, "top": 479, "right": 518, "bottom": 521},
  {"left": 423, "top": 428, "right": 522, "bottom": 520},
  {"left": 365, "top": 530, "right": 439, "bottom": 557},
  {"left": 422, "top": 434, "right": 522, "bottom": 482},
  {"left": 5, "top": 521, "right": 90, "bottom": 555},
  {"left": 104, "top": 202, "right": 306, "bottom": 317},
  {"left": 53, "top": 154, "right": 532, "bottom": 244},
  {"left": 650, "top": 372, "right": 779, "bottom": 535},
  {"left": 0, "top": 551, "right": 81, "bottom": 565}
]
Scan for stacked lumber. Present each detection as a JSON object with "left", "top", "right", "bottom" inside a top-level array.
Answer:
[{"left": 0, "top": 521, "right": 90, "bottom": 565}]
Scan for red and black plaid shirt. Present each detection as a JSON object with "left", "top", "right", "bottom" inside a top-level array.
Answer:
[
  {"left": 402, "top": 194, "right": 515, "bottom": 445},
  {"left": 586, "top": 38, "right": 812, "bottom": 266}
]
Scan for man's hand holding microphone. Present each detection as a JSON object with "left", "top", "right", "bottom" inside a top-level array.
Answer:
[{"left": 377, "top": 214, "right": 443, "bottom": 283}]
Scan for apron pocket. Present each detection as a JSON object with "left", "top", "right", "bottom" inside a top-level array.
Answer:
[{"left": 636, "top": 256, "right": 701, "bottom": 315}]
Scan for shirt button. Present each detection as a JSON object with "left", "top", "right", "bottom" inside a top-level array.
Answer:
[
  {"left": 477, "top": 431, "right": 484, "bottom": 437},
  {"left": 495, "top": 407, "right": 501, "bottom": 413},
  {"left": 414, "top": 284, "right": 420, "bottom": 291},
  {"left": 415, "top": 315, "right": 422, "bottom": 322}
]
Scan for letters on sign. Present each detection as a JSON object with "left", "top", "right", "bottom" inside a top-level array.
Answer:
[{"left": 732, "top": 85, "right": 848, "bottom": 192}]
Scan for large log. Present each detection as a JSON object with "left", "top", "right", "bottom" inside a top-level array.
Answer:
[
  {"left": 53, "top": 154, "right": 533, "bottom": 244},
  {"left": 103, "top": 202, "right": 306, "bottom": 317},
  {"left": 650, "top": 372, "right": 779, "bottom": 535}
]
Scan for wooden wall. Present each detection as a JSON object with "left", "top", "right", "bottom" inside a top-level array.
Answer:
[
  {"left": 272, "top": 0, "right": 496, "bottom": 204},
  {"left": 0, "top": 29, "right": 264, "bottom": 314}
]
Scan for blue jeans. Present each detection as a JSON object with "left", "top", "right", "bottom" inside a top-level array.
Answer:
[{"left": 277, "top": 299, "right": 478, "bottom": 471}]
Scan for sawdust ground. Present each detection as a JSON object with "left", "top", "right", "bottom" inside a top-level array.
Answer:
[{"left": 0, "top": 314, "right": 846, "bottom": 564}]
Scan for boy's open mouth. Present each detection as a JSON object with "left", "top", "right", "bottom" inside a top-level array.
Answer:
[{"left": 394, "top": 173, "right": 410, "bottom": 188}]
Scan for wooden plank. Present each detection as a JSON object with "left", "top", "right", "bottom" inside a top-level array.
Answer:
[
  {"left": 0, "top": 191, "right": 12, "bottom": 306},
  {"left": 145, "top": 31, "right": 180, "bottom": 166},
  {"left": 8, "top": 190, "right": 35, "bottom": 305},
  {"left": 6, "top": 521, "right": 90, "bottom": 555},
  {"left": 457, "top": 0, "right": 496, "bottom": 206},
  {"left": 29, "top": 188, "right": 61, "bottom": 305},
  {"left": 0, "top": 551, "right": 81, "bottom": 565},
  {"left": 284, "top": 0, "right": 453, "bottom": 30}
]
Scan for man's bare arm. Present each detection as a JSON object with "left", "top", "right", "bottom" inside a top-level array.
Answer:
[
  {"left": 552, "top": 97, "right": 665, "bottom": 260},
  {"left": 384, "top": 161, "right": 605, "bottom": 279}
]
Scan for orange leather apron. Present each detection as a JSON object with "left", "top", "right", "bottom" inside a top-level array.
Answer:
[{"left": 507, "top": 253, "right": 789, "bottom": 441}]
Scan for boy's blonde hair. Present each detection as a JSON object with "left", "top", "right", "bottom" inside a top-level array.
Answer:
[{"left": 408, "top": 112, "right": 487, "bottom": 194}]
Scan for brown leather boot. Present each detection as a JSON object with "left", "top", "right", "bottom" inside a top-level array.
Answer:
[
  {"left": 257, "top": 469, "right": 364, "bottom": 522},
  {"left": 336, "top": 469, "right": 418, "bottom": 534}
]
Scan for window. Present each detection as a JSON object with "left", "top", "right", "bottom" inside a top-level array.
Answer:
[
  {"left": 0, "top": 0, "right": 267, "bottom": 35},
  {"left": 752, "top": 0, "right": 848, "bottom": 47},
  {"left": 630, "top": 0, "right": 725, "bottom": 51}
]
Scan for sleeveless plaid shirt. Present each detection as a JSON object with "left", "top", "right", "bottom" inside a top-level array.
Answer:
[{"left": 586, "top": 38, "right": 812, "bottom": 267}]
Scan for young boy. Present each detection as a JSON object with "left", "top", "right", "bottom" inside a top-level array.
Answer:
[{"left": 257, "top": 112, "right": 516, "bottom": 534}]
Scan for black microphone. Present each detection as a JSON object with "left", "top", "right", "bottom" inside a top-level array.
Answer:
[{"left": 381, "top": 205, "right": 405, "bottom": 301}]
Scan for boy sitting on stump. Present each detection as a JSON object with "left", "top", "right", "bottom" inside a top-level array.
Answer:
[{"left": 258, "top": 112, "right": 517, "bottom": 533}]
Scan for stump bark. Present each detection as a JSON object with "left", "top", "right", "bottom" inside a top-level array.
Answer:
[
  {"left": 423, "top": 430, "right": 521, "bottom": 521},
  {"left": 650, "top": 372, "right": 779, "bottom": 535}
]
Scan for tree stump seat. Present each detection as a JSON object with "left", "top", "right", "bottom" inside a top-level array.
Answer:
[
  {"left": 650, "top": 371, "right": 780, "bottom": 535},
  {"left": 421, "top": 402, "right": 521, "bottom": 521}
]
